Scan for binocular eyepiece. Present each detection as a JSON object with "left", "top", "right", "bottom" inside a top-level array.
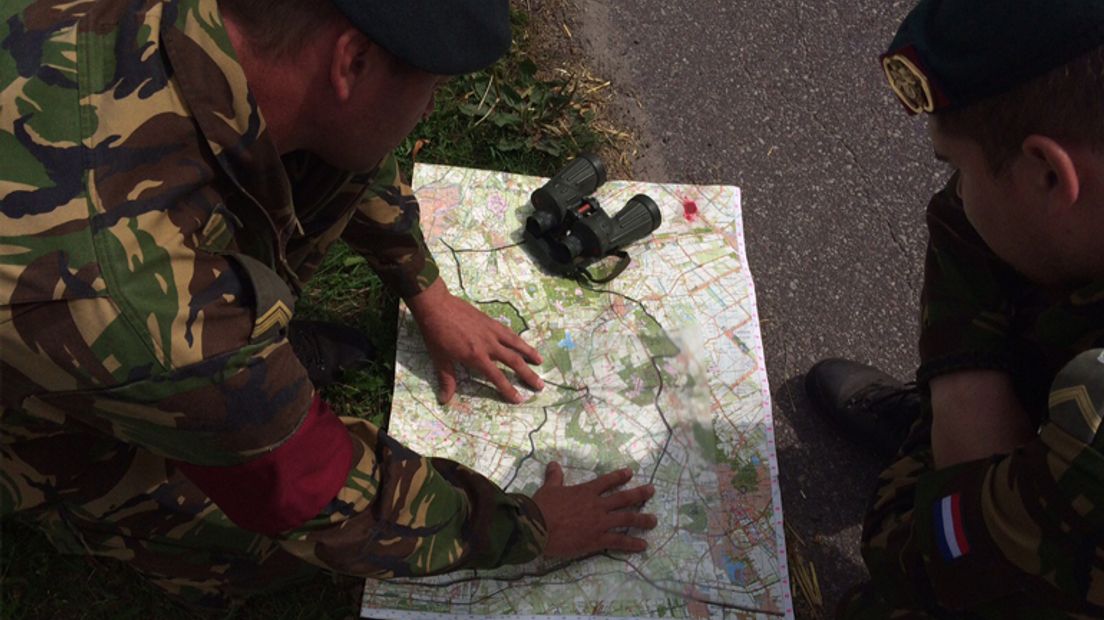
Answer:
[{"left": 524, "top": 154, "right": 662, "bottom": 281}]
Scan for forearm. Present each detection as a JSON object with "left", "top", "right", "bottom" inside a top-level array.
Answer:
[
  {"left": 341, "top": 154, "right": 440, "bottom": 299},
  {"left": 929, "top": 370, "right": 1035, "bottom": 468},
  {"left": 404, "top": 277, "right": 447, "bottom": 316},
  {"left": 277, "top": 415, "right": 547, "bottom": 577}
]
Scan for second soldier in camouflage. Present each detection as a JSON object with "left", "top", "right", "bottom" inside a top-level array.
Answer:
[{"left": 808, "top": 1, "right": 1104, "bottom": 617}]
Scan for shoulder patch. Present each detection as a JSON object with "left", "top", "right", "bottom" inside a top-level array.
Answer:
[
  {"left": 1048, "top": 349, "right": 1104, "bottom": 445},
  {"left": 934, "top": 493, "right": 970, "bottom": 561}
]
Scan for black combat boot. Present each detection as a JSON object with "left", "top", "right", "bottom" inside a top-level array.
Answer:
[
  {"left": 804, "top": 358, "right": 921, "bottom": 460},
  {"left": 287, "top": 320, "right": 376, "bottom": 388}
]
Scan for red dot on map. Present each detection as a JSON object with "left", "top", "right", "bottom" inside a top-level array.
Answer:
[{"left": 682, "top": 199, "right": 699, "bottom": 221}]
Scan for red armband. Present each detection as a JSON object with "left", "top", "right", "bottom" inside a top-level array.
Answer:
[{"left": 174, "top": 395, "right": 354, "bottom": 536}]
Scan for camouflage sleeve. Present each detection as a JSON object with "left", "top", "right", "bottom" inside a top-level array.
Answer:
[
  {"left": 340, "top": 154, "right": 440, "bottom": 299},
  {"left": 871, "top": 349, "right": 1104, "bottom": 613},
  {"left": 274, "top": 407, "right": 548, "bottom": 577},
  {"left": 917, "top": 174, "right": 1031, "bottom": 384}
]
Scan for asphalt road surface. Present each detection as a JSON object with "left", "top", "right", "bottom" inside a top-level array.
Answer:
[{"left": 562, "top": 1, "right": 947, "bottom": 616}]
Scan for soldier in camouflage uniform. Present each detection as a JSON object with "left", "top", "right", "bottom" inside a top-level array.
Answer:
[
  {"left": 805, "top": 1, "right": 1104, "bottom": 617},
  {"left": 0, "top": 0, "right": 658, "bottom": 610}
]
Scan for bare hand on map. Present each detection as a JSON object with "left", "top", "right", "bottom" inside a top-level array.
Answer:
[
  {"left": 533, "top": 462, "right": 658, "bottom": 558},
  {"left": 407, "top": 277, "right": 545, "bottom": 404}
]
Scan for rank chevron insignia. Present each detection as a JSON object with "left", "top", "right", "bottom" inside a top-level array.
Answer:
[{"left": 255, "top": 299, "right": 293, "bottom": 340}]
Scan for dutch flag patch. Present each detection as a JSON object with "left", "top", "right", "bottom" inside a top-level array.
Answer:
[{"left": 934, "top": 493, "right": 970, "bottom": 561}]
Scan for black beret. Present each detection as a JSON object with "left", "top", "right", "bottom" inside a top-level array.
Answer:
[
  {"left": 329, "top": 0, "right": 512, "bottom": 75},
  {"left": 881, "top": 0, "right": 1104, "bottom": 114}
]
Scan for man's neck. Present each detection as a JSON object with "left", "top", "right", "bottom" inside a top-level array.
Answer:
[{"left": 221, "top": 14, "right": 313, "bottom": 154}]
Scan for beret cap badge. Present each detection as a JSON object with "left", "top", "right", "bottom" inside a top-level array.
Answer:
[{"left": 882, "top": 53, "right": 935, "bottom": 114}]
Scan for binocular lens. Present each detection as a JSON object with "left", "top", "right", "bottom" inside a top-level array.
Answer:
[
  {"left": 526, "top": 211, "right": 559, "bottom": 238},
  {"left": 607, "top": 194, "right": 662, "bottom": 250},
  {"left": 550, "top": 236, "right": 584, "bottom": 264},
  {"left": 557, "top": 153, "right": 607, "bottom": 190}
]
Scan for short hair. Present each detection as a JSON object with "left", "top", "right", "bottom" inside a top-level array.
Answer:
[
  {"left": 934, "top": 46, "right": 1104, "bottom": 175},
  {"left": 218, "top": 0, "right": 347, "bottom": 58}
]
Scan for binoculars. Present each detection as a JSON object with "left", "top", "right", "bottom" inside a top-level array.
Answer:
[{"left": 524, "top": 154, "right": 662, "bottom": 282}]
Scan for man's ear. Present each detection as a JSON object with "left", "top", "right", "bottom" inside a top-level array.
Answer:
[
  {"left": 1021, "top": 134, "right": 1080, "bottom": 209},
  {"left": 329, "top": 27, "right": 371, "bottom": 103}
]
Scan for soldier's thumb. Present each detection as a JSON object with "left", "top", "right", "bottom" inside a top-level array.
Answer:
[
  {"left": 435, "top": 360, "right": 457, "bottom": 405},
  {"left": 544, "top": 461, "right": 564, "bottom": 487}
]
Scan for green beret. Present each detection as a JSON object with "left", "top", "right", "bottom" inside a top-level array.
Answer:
[
  {"left": 329, "top": 0, "right": 512, "bottom": 75},
  {"left": 881, "top": 0, "right": 1104, "bottom": 114}
]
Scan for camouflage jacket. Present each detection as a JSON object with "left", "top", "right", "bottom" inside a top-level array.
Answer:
[
  {"left": 874, "top": 177, "right": 1104, "bottom": 613},
  {"left": 0, "top": 0, "right": 546, "bottom": 576}
]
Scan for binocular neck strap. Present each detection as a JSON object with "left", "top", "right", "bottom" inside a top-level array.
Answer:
[{"left": 578, "top": 251, "right": 631, "bottom": 284}]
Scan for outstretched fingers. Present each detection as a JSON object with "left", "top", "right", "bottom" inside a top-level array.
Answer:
[
  {"left": 533, "top": 464, "right": 660, "bottom": 559},
  {"left": 599, "top": 532, "right": 649, "bottom": 553},
  {"left": 584, "top": 468, "right": 635, "bottom": 495},
  {"left": 496, "top": 347, "right": 545, "bottom": 392},
  {"left": 474, "top": 358, "right": 523, "bottom": 403},
  {"left": 608, "top": 510, "right": 659, "bottom": 531},
  {"left": 604, "top": 483, "right": 656, "bottom": 510},
  {"left": 497, "top": 326, "right": 543, "bottom": 365}
]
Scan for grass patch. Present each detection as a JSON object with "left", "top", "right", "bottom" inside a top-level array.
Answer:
[
  {"left": 1, "top": 7, "right": 615, "bottom": 619},
  {"left": 396, "top": 10, "right": 605, "bottom": 178},
  {"left": 294, "top": 242, "right": 397, "bottom": 428}
]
